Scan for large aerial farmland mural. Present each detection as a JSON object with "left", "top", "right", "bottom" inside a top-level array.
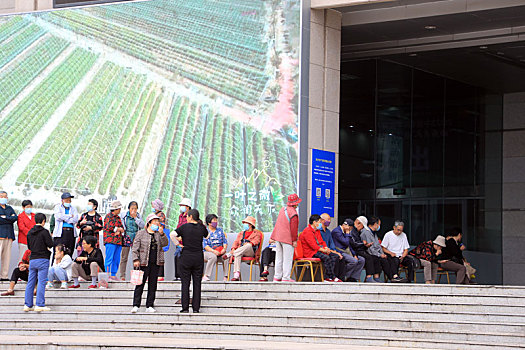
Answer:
[{"left": 0, "top": 0, "right": 301, "bottom": 232}]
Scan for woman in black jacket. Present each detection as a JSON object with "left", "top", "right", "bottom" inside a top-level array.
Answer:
[{"left": 437, "top": 228, "right": 470, "bottom": 284}]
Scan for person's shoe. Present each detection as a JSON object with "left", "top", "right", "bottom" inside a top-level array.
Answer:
[
  {"left": 180, "top": 309, "right": 189, "bottom": 313},
  {"left": 391, "top": 276, "right": 407, "bottom": 283},
  {"left": 223, "top": 277, "right": 228, "bottom": 282},
  {"left": 34, "top": 306, "right": 51, "bottom": 312},
  {"left": 131, "top": 306, "right": 139, "bottom": 313},
  {"left": 88, "top": 284, "right": 97, "bottom": 289},
  {"left": 333, "top": 278, "right": 343, "bottom": 282},
  {"left": 373, "top": 277, "right": 382, "bottom": 283},
  {"left": 230, "top": 278, "right": 239, "bottom": 281},
  {"left": 0, "top": 278, "right": 9, "bottom": 282},
  {"left": 145, "top": 307, "right": 156, "bottom": 313},
  {"left": 60, "top": 282, "right": 68, "bottom": 289},
  {"left": 346, "top": 277, "right": 357, "bottom": 282},
  {"left": 273, "top": 278, "right": 282, "bottom": 282},
  {"left": 282, "top": 279, "right": 296, "bottom": 282},
  {"left": 68, "top": 284, "right": 80, "bottom": 289},
  {"left": 261, "top": 270, "right": 269, "bottom": 277},
  {"left": 23, "top": 305, "right": 34, "bottom": 312},
  {"left": 259, "top": 277, "right": 268, "bottom": 281},
  {"left": 108, "top": 276, "right": 118, "bottom": 282},
  {"left": 192, "top": 310, "right": 200, "bottom": 313},
  {"left": 202, "top": 276, "right": 210, "bottom": 282},
  {"left": 324, "top": 278, "right": 334, "bottom": 282},
  {"left": 120, "top": 278, "right": 126, "bottom": 281},
  {"left": 365, "top": 277, "right": 377, "bottom": 283},
  {"left": 46, "top": 282, "right": 54, "bottom": 290},
  {"left": 157, "top": 277, "right": 165, "bottom": 281},
  {"left": 1, "top": 290, "right": 14, "bottom": 296}
]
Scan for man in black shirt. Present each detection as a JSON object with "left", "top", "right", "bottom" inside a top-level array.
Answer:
[
  {"left": 173, "top": 209, "right": 208, "bottom": 313},
  {"left": 24, "top": 213, "right": 53, "bottom": 312}
]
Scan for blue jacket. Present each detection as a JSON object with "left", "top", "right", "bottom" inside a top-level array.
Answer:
[
  {"left": 0, "top": 205, "right": 17, "bottom": 240},
  {"left": 331, "top": 226, "right": 356, "bottom": 255},
  {"left": 203, "top": 227, "right": 227, "bottom": 251},
  {"left": 320, "top": 228, "right": 336, "bottom": 251}
]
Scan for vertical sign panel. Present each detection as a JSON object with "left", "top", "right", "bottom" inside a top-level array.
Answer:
[{"left": 311, "top": 149, "right": 335, "bottom": 217}]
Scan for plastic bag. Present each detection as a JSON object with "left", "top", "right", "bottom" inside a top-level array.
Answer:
[
  {"left": 130, "top": 269, "right": 144, "bottom": 286},
  {"left": 98, "top": 272, "right": 109, "bottom": 289}
]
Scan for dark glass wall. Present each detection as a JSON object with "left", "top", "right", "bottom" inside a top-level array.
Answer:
[{"left": 339, "top": 59, "right": 503, "bottom": 284}]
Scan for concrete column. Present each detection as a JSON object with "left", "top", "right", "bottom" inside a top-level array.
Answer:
[
  {"left": 502, "top": 92, "right": 525, "bottom": 285},
  {"left": 308, "top": 8, "right": 341, "bottom": 229}
]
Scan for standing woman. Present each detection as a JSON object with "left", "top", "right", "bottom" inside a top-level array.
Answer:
[
  {"left": 151, "top": 199, "right": 167, "bottom": 281},
  {"left": 131, "top": 214, "right": 168, "bottom": 313},
  {"left": 17, "top": 200, "right": 35, "bottom": 261},
  {"left": 172, "top": 209, "right": 208, "bottom": 313},
  {"left": 103, "top": 201, "right": 125, "bottom": 281},
  {"left": 120, "top": 201, "right": 145, "bottom": 281},
  {"left": 270, "top": 194, "right": 301, "bottom": 282},
  {"left": 76, "top": 199, "right": 103, "bottom": 252}
]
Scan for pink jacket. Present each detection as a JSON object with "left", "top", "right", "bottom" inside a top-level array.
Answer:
[{"left": 270, "top": 206, "right": 299, "bottom": 245}]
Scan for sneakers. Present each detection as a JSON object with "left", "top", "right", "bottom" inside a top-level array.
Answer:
[
  {"left": 34, "top": 306, "right": 51, "bottom": 312},
  {"left": 273, "top": 278, "right": 282, "bottom": 282},
  {"left": 333, "top": 278, "right": 343, "bottom": 282},
  {"left": 23, "top": 305, "right": 34, "bottom": 312},
  {"left": 131, "top": 306, "right": 139, "bottom": 313},
  {"left": 145, "top": 307, "right": 156, "bottom": 313},
  {"left": 324, "top": 278, "right": 334, "bottom": 282},
  {"left": 46, "top": 282, "right": 53, "bottom": 290},
  {"left": 68, "top": 284, "right": 80, "bottom": 289},
  {"left": 202, "top": 276, "right": 210, "bottom": 282},
  {"left": 391, "top": 276, "right": 408, "bottom": 283},
  {"left": 365, "top": 277, "right": 378, "bottom": 283},
  {"left": 230, "top": 278, "right": 239, "bottom": 281},
  {"left": 1, "top": 290, "right": 14, "bottom": 296},
  {"left": 259, "top": 277, "right": 268, "bottom": 282},
  {"left": 180, "top": 309, "right": 189, "bottom": 313},
  {"left": 60, "top": 282, "right": 68, "bottom": 289},
  {"left": 88, "top": 284, "right": 97, "bottom": 289},
  {"left": 108, "top": 276, "right": 119, "bottom": 282},
  {"left": 282, "top": 279, "right": 296, "bottom": 282},
  {"left": 157, "top": 277, "right": 165, "bottom": 282},
  {"left": 373, "top": 277, "right": 382, "bottom": 283},
  {"left": 261, "top": 270, "right": 269, "bottom": 277}
]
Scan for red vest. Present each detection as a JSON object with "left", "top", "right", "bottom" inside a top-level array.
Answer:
[{"left": 270, "top": 206, "right": 297, "bottom": 245}]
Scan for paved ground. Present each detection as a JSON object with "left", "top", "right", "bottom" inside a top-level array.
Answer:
[{"left": 0, "top": 335, "right": 434, "bottom": 350}]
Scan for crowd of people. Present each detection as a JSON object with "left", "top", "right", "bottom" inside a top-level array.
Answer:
[{"left": 0, "top": 190, "right": 476, "bottom": 314}]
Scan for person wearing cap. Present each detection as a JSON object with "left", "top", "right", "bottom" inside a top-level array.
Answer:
[
  {"left": 381, "top": 220, "right": 411, "bottom": 283},
  {"left": 151, "top": 199, "right": 167, "bottom": 281},
  {"left": 131, "top": 213, "right": 169, "bottom": 313},
  {"left": 299, "top": 214, "right": 341, "bottom": 282},
  {"left": 230, "top": 216, "right": 263, "bottom": 281},
  {"left": 360, "top": 216, "right": 390, "bottom": 282},
  {"left": 409, "top": 235, "right": 446, "bottom": 284},
  {"left": 269, "top": 194, "right": 301, "bottom": 282},
  {"left": 0, "top": 191, "right": 17, "bottom": 281},
  {"left": 52, "top": 192, "right": 79, "bottom": 259},
  {"left": 119, "top": 201, "right": 145, "bottom": 281},
  {"left": 202, "top": 214, "right": 228, "bottom": 282},
  {"left": 103, "top": 200, "right": 125, "bottom": 280},
  {"left": 172, "top": 209, "right": 209, "bottom": 313},
  {"left": 177, "top": 198, "right": 192, "bottom": 229},
  {"left": 330, "top": 217, "right": 365, "bottom": 282}
]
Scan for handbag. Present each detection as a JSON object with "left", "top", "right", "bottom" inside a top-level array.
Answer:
[{"left": 130, "top": 268, "right": 144, "bottom": 286}]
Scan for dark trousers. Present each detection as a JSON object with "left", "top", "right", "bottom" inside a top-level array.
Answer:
[
  {"left": 53, "top": 228, "right": 75, "bottom": 259},
  {"left": 10, "top": 267, "right": 29, "bottom": 284},
  {"left": 358, "top": 251, "right": 382, "bottom": 276},
  {"left": 334, "top": 257, "right": 347, "bottom": 280},
  {"left": 180, "top": 253, "right": 204, "bottom": 312},
  {"left": 133, "top": 261, "right": 160, "bottom": 308},
  {"left": 158, "top": 265, "right": 164, "bottom": 278},
  {"left": 259, "top": 247, "right": 276, "bottom": 276},
  {"left": 312, "top": 252, "right": 338, "bottom": 279},
  {"left": 381, "top": 255, "right": 400, "bottom": 280},
  {"left": 174, "top": 255, "right": 181, "bottom": 279},
  {"left": 400, "top": 256, "right": 416, "bottom": 282}
]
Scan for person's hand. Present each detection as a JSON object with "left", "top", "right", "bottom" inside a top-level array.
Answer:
[
  {"left": 19, "top": 265, "right": 26, "bottom": 271},
  {"left": 130, "top": 208, "right": 137, "bottom": 218},
  {"left": 390, "top": 252, "right": 396, "bottom": 258},
  {"left": 336, "top": 252, "right": 342, "bottom": 259},
  {"left": 354, "top": 255, "right": 359, "bottom": 261},
  {"left": 80, "top": 219, "right": 87, "bottom": 225},
  {"left": 366, "top": 242, "right": 372, "bottom": 248},
  {"left": 213, "top": 250, "right": 220, "bottom": 256},
  {"left": 0, "top": 215, "right": 5, "bottom": 218},
  {"left": 380, "top": 254, "right": 387, "bottom": 259},
  {"left": 133, "top": 261, "right": 140, "bottom": 268},
  {"left": 460, "top": 244, "right": 466, "bottom": 251},
  {"left": 292, "top": 241, "right": 297, "bottom": 248},
  {"left": 158, "top": 225, "right": 164, "bottom": 234},
  {"left": 77, "top": 257, "right": 87, "bottom": 262},
  {"left": 269, "top": 239, "right": 275, "bottom": 244},
  {"left": 85, "top": 226, "right": 92, "bottom": 231}
]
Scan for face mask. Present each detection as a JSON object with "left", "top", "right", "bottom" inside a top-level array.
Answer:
[
  {"left": 180, "top": 206, "right": 187, "bottom": 213},
  {"left": 376, "top": 225, "right": 381, "bottom": 232},
  {"left": 317, "top": 223, "right": 323, "bottom": 230},
  {"left": 0, "top": 198, "right": 7, "bottom": 205},
  {"left": 324, "top": 221, "right": 331, "bottom": 227},
  {"left": 243, "top": 223, "right": 250, "bottom": 231},
  {"left": 63, "top": 202, "right": 71, "bottom": 208},
  {"left": 86, "top": 205, "right": 93, "bottom": 212},
  {"left": 210, "top": 222, "right": 218, "bottom": 229},
  {"left": 24, "top": 208, "right": 32, "bottom": 215},
  {"left": 151, "top": 208, "right": 156, "bottom": 213},
  {"left": 150, "top": 224, "right": 159, "bottom": 232}
]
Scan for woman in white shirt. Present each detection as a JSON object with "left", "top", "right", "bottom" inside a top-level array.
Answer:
[{"left": 46, "top": 244, "right": 73, "bottom": 289}]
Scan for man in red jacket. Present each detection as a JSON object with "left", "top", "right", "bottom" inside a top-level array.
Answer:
[{"left": 299, "top": 214, "right": 342, "bottom": 282}]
